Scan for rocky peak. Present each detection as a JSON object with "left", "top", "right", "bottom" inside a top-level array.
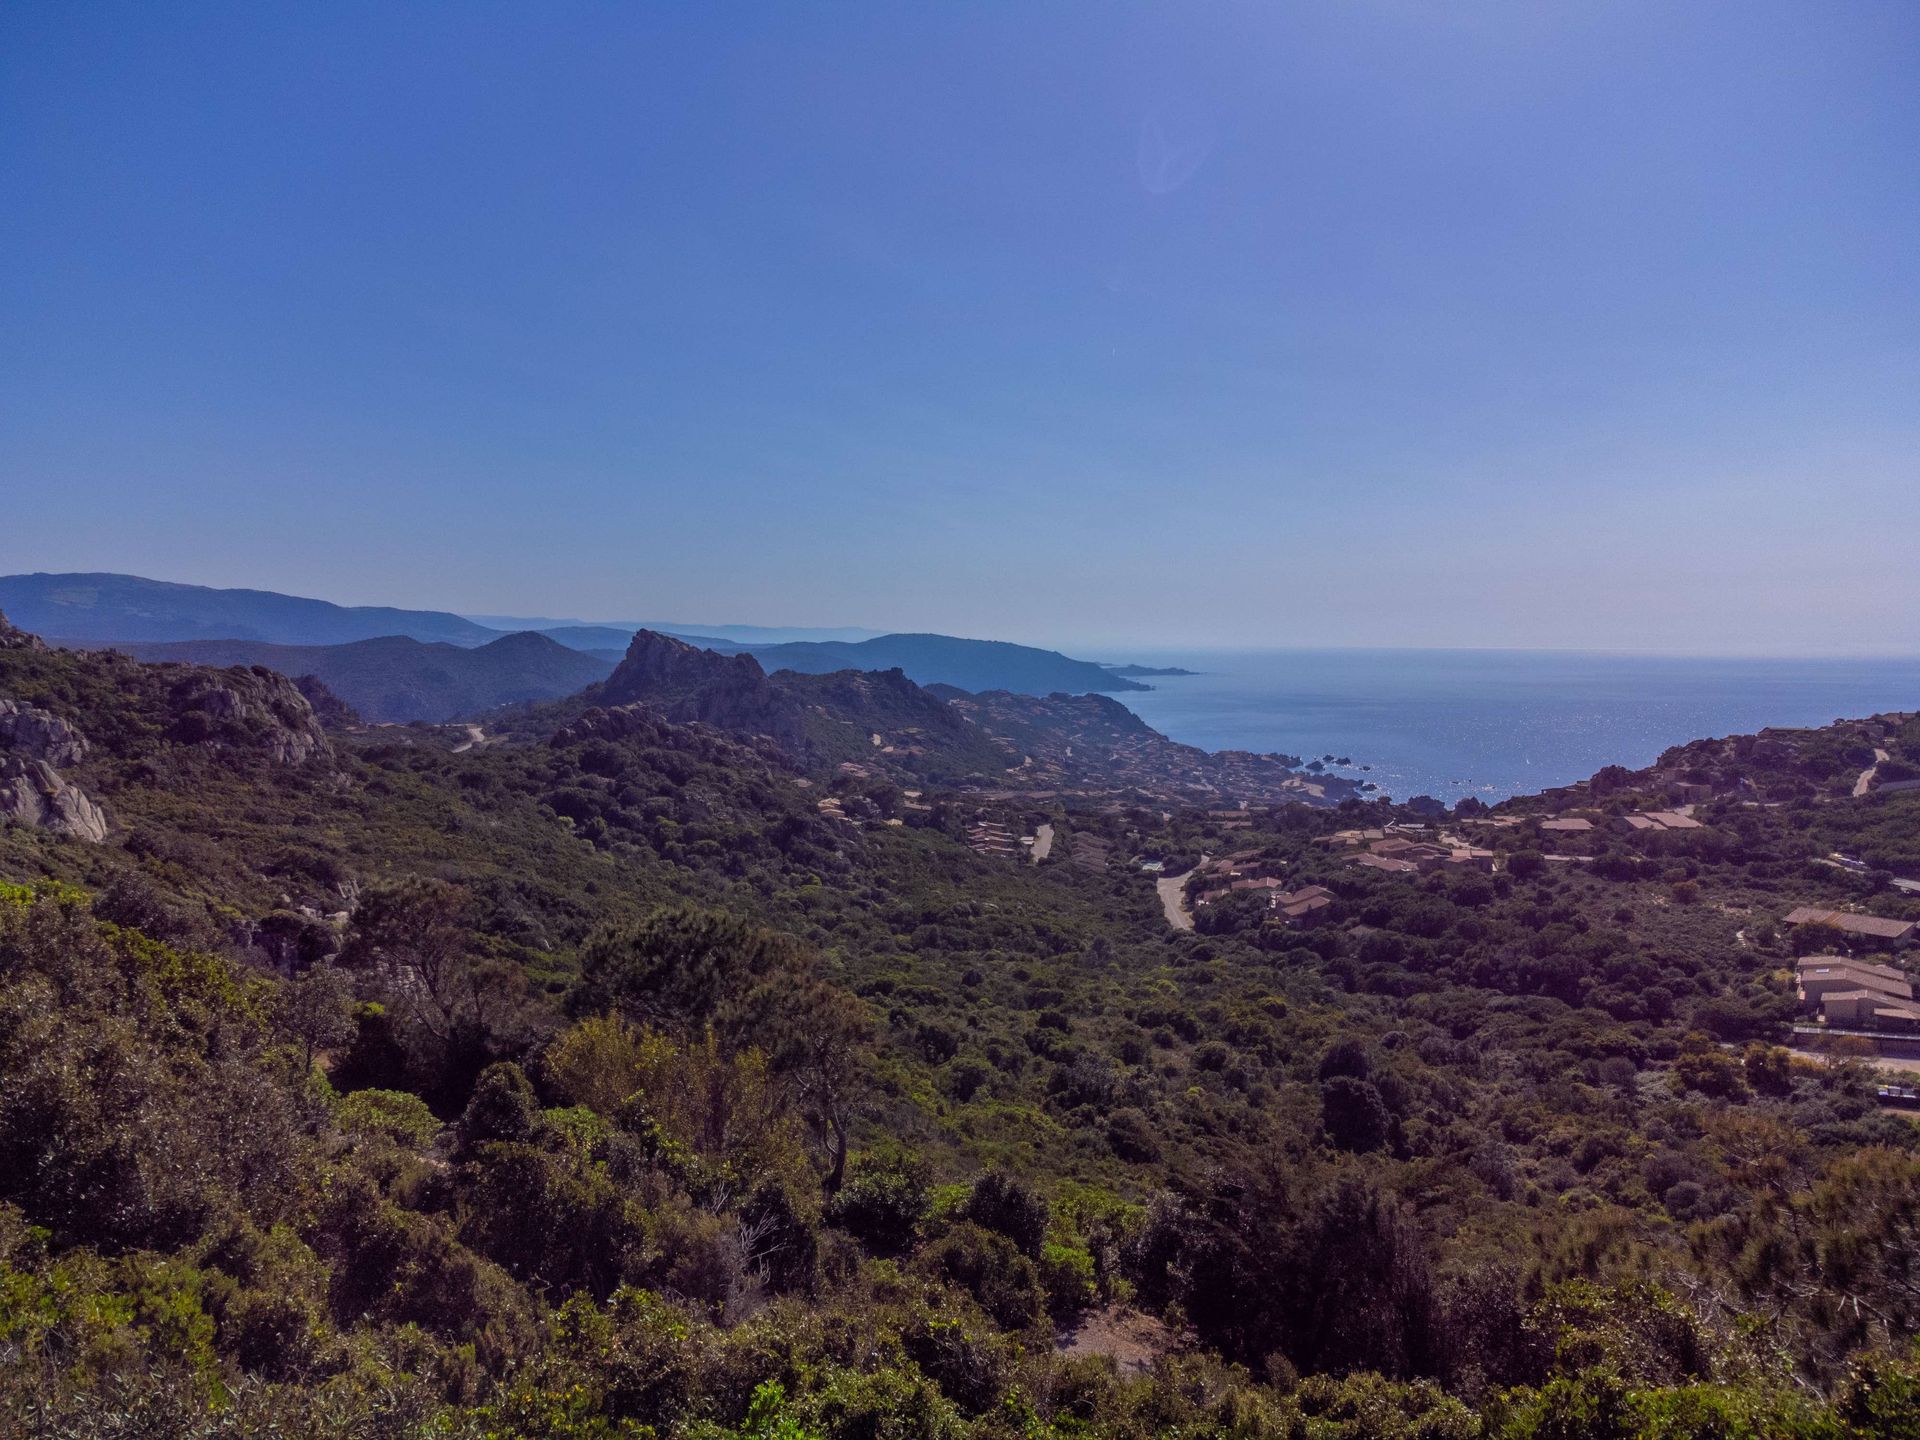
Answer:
[
  {"left": 603, "top": 630, "right": 769, "bottom": 702},
  {"left": 598, "top": 630, "right": 808, "bottom": 754}
]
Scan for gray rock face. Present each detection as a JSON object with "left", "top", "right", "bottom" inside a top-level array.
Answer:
[
  {"left": 0, "top": 609, "right": 47, "bottom": 652},
  {"left": 0, "top": 690, "right": 107, "bottom": 842},
  {"left": 169, "top": 674, "right": 331, "bottom": 765},
  {"left": 0, "top": 756, "right": 108, "bottom": 842},
  {"left": 0, "top": 700, "right": 89, "bottom": 766}
]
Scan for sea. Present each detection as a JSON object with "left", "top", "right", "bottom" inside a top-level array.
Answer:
[{"left": 1092, "top": 648, "right": 1920, "bottom": 805}]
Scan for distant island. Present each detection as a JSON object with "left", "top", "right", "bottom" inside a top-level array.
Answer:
[{"left": 1102, "top": 663, "right": 1198, "bottom": 677}]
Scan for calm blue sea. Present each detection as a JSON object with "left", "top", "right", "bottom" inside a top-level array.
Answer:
[{"left": 1092, "top": 649, "right": 1920, "bottom": 804}]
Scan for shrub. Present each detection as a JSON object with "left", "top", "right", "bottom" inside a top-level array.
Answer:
[
  {"left": 961, "top": 1171, "right": 1049, "bottom": 1258},
  {"left": 1037, "top": 1242, "right": 1097, "bottom": 1321},
  {"left": 459, "top": 1063, "right": 540, "bottom": 1151},
  {"left": 827, "top": 1149, "right": 929, "bottom": 1257},
  {"left": 919, "top": 1223, "right": 1044, "bottom": 1330},
  {"left": 1321, "top": 1075, "right": 1393, "bottom": 1153},
  {"left": 335, "top": 1088, "right": 439, "bottom": 1148}
]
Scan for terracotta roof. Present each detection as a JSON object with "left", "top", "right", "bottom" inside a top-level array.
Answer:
[
  {"left": 1787, "top": 908, "right": 1917, "bottom": 940},
  {"left": 1796, "top": 954, "right": 1908, "bottom": 984},
  {"left": 1352, "top": 853, "right": 1419, "bottom": 875}
]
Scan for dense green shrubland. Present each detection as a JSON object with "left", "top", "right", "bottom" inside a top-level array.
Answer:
[{"left": 6, "top": 640, "right": 1920, "bottom": 1434}]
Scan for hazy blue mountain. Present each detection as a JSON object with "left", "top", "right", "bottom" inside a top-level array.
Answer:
[
  {"left": 539, "top": 624, "right": 746, "bottom": 653},
  {"left": 1, "top": 573, "right": 1149, "bottom": 698},
  {"left": 742, "top": 633, "right": 1149, "bottom": 695},
  {"left": 466, "top": 614, "right": 885, "bottom": 644},
  {"left": 108, "top": 631, "right": 614, "bottom": 723},
  {"left": 0, "top": 572, "right": 501, "bottom": 647}
]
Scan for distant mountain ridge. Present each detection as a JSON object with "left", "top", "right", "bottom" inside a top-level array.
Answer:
[
  {"left": 109, "top": 631, "right": 614, "bottom": 723},
  {"left": 468, "top": 614, "right": 885, "bottom": 644},
  {"left": 0, "top": 572, "right": 1156, "bottom": 702},
  {"left": 740, "top": 633, "right": 1148, "bottom": 694},
  {"left": 0, "top": 572, "right": 499, "bottom": 647}
]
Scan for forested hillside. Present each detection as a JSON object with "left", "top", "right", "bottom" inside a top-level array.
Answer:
[{"left": 4, "top": 610, "right": 1920, "bottom": 1438}]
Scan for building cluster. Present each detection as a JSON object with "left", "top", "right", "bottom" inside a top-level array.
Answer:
[
  {"left": 1190, "top": 851, "right": 1286, "bottom": 906},
  {"left": 1318, "top": 828, "right": 1499, "bottom": 877},
  {"left": 940, "top": 689, "right": 1368, "bottom": 809},
  {"left": 965, "top": 816, "right": 1021, "bottom": 858},
  {"left": 1797, "top": 955, "right": 1920, "bottom": 1031},
  {"left": 1187, "top": 852, "right": 1336, "bottom": 928}
]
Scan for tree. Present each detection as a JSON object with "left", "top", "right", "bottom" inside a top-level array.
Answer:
[
  {"left": 1321, "top": 1075, "right": 1393, "bottom": 1153},
  {"left": 274, "top": 962, "right": 356, "bottom": 1073},
  {"left": 341, "top": 878, "right": 528, "bottom": 1103},
  {"left": 753, "top": 978, "right": 874, "bottom": 1193},
  {"left": 573, "top": 905, "right": 810, "bottom": 1032}
]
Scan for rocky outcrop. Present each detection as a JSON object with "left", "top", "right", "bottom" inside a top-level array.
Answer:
[
  {"left": 0, "top": 756, "right": 108, "bottom": 842},
  {"left": 0, "top": 609, "right": 47, "bottom": 653},
  {"left": 0, "top": 691, "right": 105, "bottom": 841},
  {"left": 0, "top": 700, "right": 88, "bottom": 766},
  {"left": 165, "top": 669, "right": 331, "bottom": 765},
  {"left": 597, "top": 631, "right": 810, "bottom": 753}
]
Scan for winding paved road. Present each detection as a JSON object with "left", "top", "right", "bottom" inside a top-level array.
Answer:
[
  {"left": 1156, "top": 854, "right": 1207, "bottom": 931},
  {"left": 1854, "top": 747, "right": 1891, "bottom": 798},
  {"left": 1030, "top": 822, "right": 1054, "bottom": 864}
]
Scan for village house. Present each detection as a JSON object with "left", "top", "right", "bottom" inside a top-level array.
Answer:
[
  {"left": 1316, "top": 828, "right": 1387, "bottom": 848},
  {"left": 1539, "top": 817, "right": 1594, "bottom": 834},
  {"left": 1270, "top": 884, "right": 1335, "bottom": 928},
  {"left": 1785, "top": 907, "right": 1918, "bottom": 949},
  {"left": 1797, "top": 956, "right": 1920, "bottom": 1030},
  {"left": 1618, "top": 811, "right": 1705, "bottom": 833},
  {"left": 1351, "top": 852, "right": 1420, "bottom": 876},
  {"left": 965, "top": 816, "right": 1020, "bottom": 858},
  {"left": 1067, "top": 833, "right": 1113, "bottom": 874}
]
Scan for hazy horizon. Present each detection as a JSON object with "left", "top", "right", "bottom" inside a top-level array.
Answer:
[{"left": 5, "top": 2, "right": 1916, "bottom": 653}]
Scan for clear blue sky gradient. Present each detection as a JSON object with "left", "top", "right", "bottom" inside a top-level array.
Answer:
[{"left": 3, "top": 2, "right": 1916, "bottom": 651}]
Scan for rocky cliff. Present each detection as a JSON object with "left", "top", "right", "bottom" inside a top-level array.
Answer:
[
  {"left": 596, "top": 630, "right": 812, "bottom": 753},
  {"left": 0, "top": 689, "right": 107, "bottom": 841},
  {"left": 0, "top": 756, "right": 109, "bottom": 842},
  {"left": 162, "top": 668, "right": 332, "bottom": 765}
]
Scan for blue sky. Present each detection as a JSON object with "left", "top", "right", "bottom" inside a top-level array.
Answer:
[{"left": 2, "top": 2, "right": 1915, "bottom": 652}]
